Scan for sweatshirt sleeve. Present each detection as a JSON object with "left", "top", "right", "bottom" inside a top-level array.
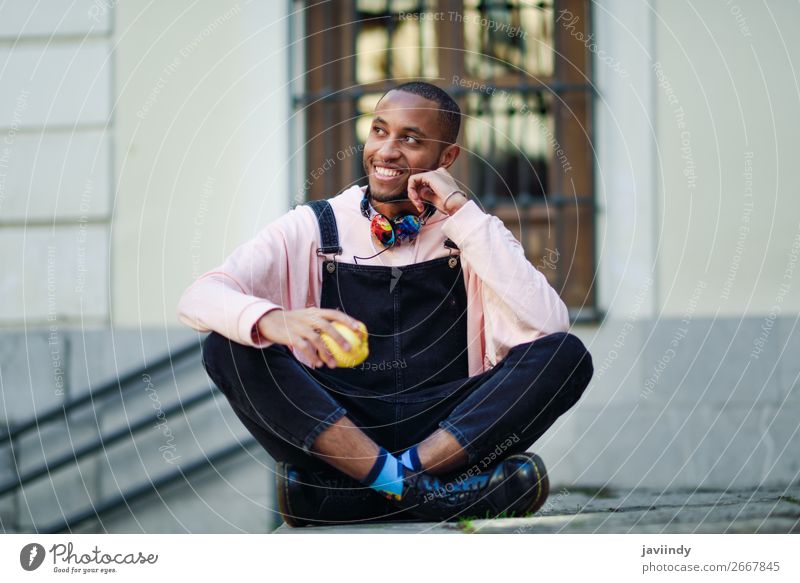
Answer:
[
  {"left": 177, "top": 206, "right": 312, "bottom": 348},
  {"left": 441, "top": 200, "right": 569, "bottom": 343}
]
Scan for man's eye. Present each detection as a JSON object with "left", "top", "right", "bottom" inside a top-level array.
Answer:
[
  {"left": 373, "top": 126, "right": 385, "bottom": 135},
  {"left": 404, "top": 136, "right": 419, "bottom": 144}
]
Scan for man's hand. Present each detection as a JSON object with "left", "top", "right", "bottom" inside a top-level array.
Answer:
[
  {"left": 255, "top": 308, "right": 365, "bottom": 368},
  {"left": 407, "top": 167, "right": 468, "bottom": 216}
]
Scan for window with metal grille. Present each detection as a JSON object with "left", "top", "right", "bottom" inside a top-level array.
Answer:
[{"left": 289, "top": 0, "right": 596, "bottom": 319}]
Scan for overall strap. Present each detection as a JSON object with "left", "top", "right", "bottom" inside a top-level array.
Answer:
[{"left": 307, "top": 199, "right": 342, "bottom": 256}]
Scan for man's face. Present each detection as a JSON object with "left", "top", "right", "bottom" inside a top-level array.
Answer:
[{"left": 362, "top": 90, "right": 448, "bottom": 204}]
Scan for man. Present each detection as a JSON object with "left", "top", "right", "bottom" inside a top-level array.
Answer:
[{"left": 178, "top": 81, "right": 593, "bottom": 527}]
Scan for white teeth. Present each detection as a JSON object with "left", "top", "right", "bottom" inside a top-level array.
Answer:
[{"left": 375, "top": 166, "right": 401, "bottom": 177}]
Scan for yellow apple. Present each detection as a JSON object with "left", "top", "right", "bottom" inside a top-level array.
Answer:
[{"left": 320, "top": 321, "right": 369, "bottom": 368}]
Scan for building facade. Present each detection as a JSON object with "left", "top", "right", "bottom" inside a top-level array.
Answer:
[{"left": 1, "top": 0, "right": 798, "bottom": 531}]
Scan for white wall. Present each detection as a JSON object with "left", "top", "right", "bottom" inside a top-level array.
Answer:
[
  {"left": 592, "top": 0, "right": 800, "bottom": 320},
  {"left": 0, "top": 0, "right": 112, "bottom": 327},
  {"left": 0, "top": 0, "right": 292, "bottom": 328},
  {"left": 592, "top": 0, "right": 659, "bottom": 319},
  {"left": 112, "top": 0, "right": 292, "bottom": 327},
  {"left": 654, "top": 0, "right": 800, "bottom": 317},
  {"left": 546, "top": 0, "right": 800, "bottom": 491}
]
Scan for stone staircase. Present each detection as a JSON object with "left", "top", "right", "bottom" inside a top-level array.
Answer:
[{"left": 0, "top": 329, "right": 280, "bottom": 533}]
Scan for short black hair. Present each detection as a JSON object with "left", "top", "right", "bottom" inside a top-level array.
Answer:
[{"left": 379, "top": 81, "right": 461, "bottom": 145}]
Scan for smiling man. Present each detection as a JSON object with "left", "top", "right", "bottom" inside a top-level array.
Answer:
[{"left": 178, "top": 81, "right": 593, "bottom": 526}]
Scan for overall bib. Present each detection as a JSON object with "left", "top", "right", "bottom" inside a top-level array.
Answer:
[{"left": 306, "top": 199, "right": 472, "bottom": 453}]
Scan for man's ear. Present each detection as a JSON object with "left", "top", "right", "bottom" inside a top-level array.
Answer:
[{"left": 438, "top": 143, "right": 460, "bottom": 169}]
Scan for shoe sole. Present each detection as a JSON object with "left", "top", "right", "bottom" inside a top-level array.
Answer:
[
  {"left": 275, "top": 461, "right": 305, "bottom": 528},
  {"left": 278, "top": 456, "right": 548, "bottom": 526},
  {"left": 504, "top": 452, "right": 550, "bottom": 517},
  {"left": 276, "top": 462, "right": 420, "bottom": 528},
  {"left": 426, "top": 453, "right": 551, "bottom": 522}
]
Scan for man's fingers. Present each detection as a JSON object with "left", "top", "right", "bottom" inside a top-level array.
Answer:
[
  {"left": 301, "top": 327, "right": 337, "bottom": 368},
  {"left": 319, "top": 309, "right": 365, "bottom": 333},
  {"left": 316, "top": 320, "right": 351, "bottom": 351},
  {"left": 290, "top": 337, "right": 323, "bottom": 368},
  {"left": 406, "top": 178, "right": 425, "bottom": 213},
  {"left": 409, "top": 172, "right": 443, "bottom": 212},
  {"left": 288, "top": 323, "right": 333, "bottom": 368},
  {"left": 306, "top": 309, "right": 350, "bottom": 350}
]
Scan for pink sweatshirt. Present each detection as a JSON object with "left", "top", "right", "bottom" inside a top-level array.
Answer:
[{"left": 177, "top": 185, "right": 569, "bottom": 375}]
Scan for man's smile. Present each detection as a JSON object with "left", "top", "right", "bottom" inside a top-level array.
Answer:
[{"left": 372, "top": 163, "right": 406, "bottom": 182}]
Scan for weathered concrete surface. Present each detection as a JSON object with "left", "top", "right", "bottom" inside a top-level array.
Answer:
[{"left": 273, "top": 483, "right": 800, "bottom": 534}]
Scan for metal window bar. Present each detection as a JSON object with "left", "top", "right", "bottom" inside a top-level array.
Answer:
[{"left": 292, "top": 0, "right": 596, "bottom": 317}]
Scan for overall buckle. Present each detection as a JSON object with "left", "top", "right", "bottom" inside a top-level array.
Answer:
[{"left": 317, "top": 246, "right": 342, "bottom": 273}]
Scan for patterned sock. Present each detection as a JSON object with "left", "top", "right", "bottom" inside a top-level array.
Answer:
[
  {"left": 363, "top": 448, "right": 405, "bottom": 500},
  {"left": 399, "top": 446, "right": 423, "bottom": 472}
]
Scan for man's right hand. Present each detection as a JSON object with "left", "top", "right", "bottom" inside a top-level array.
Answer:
[{"left": 255, "top": 308, "right": 365, "bottom": 369}]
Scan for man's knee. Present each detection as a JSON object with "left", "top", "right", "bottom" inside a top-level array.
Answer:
[
  {"left": 201, "top": 332, "right": 264, "bottom": 392},
  {"left": 556, "top": 332, "right": 593, "bottom": 376},
  {"left": 201, "top": 331, "right": 231, "bottom": 377},
  {"left": 530, "top": 332, "right": 593, "bottom": 376},
  {"left": 549, "top": 332, "right": 593, "bottom": 406},
  {"left": 200, "top": 332, "right": 238, "bottom": 396},
  {"left": 201, "top": 332, "right": 294, "bottom": 396},
  {"left": 519, "top": 332, "right": 593, "bottom": 406}
]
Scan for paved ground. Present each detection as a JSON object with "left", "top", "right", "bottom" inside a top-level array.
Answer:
[{"left": 274, "top": 483, "right": 800, "bottom": 534}]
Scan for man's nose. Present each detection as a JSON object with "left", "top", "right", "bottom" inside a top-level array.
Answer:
[{"left": 376, "top": 137, "right": 401, "bottom": 160}]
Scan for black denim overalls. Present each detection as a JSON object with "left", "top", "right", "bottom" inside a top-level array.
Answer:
[
  {"left": 201, "top": 199, "right": 594, "bottom": 472},
  {"left": 305, "top": 199, "right": 474, "bottom": 453}
]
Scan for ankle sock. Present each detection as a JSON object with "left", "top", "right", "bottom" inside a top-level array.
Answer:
[
  {"left": 399, "top": 446, "right": 423, "bottom": 472},
  {"left": 363, "top": 448, "right": 405, "bottom": 500}
]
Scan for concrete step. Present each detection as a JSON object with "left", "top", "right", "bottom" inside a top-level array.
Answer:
[
  {"left": 2, "top": 342, "right": 277, "bottom": 533},
  {"left": 274, "top": 483, "right": 800, "bottom": 534},
  {"left": 4, "top": 350, "right": 210, "bottom": 487},
  {"left": 72, "top": 444, "right": 279, "bottom": 533}
]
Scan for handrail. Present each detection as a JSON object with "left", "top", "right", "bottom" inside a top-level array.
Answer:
[
  {"left": 0, "top": 341, "right": 200, "bottom": 444},
  {"left": 43, "top": 437, "right": 259, "bottom": 534},
  {"left": 2, "top": 337, "right": 274, "bottom": 534},
  {"left": 0, "top": 387, "right": 216, "bottom": 496}
]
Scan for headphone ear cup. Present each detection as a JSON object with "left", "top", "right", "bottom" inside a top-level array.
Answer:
[
  {"left": 370, "top": 213, "right": 396, "bottom": 248},
  {"left": 393, "top": 214, "right": 422, "bottom": 241}
]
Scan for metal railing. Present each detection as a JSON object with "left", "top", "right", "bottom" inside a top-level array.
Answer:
[
  {"left": 43, "top": 437, "right": 259, "bottom": 533},
  {"left": 0, "top": 342, "right": 197, "bottom": 446},
  {"left": 0, "top": 340, "right": 265, "bottom": 533}
]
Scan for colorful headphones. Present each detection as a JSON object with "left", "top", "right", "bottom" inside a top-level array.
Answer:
[{"left": 360, "top": 189, "right": 435, "bottom": 249}]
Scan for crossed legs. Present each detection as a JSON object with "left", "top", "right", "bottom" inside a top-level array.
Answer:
[
  {"left": 202, "top": 331, "right": 593, "bottom": 483},
  {"left": 311, "top": 415, "right": 466, "bottom": 480}
]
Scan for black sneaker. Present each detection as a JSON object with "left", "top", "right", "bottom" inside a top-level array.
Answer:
[
  {"left": 275, "top": 462, "right": 414, "bottom": 527},
  {"left": 392, "top": 452, "right": 549, "bottom": 522}
]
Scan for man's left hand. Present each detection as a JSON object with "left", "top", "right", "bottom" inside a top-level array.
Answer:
[{"left": 407, "top": 167, "right": 468, "bottom": 216}]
